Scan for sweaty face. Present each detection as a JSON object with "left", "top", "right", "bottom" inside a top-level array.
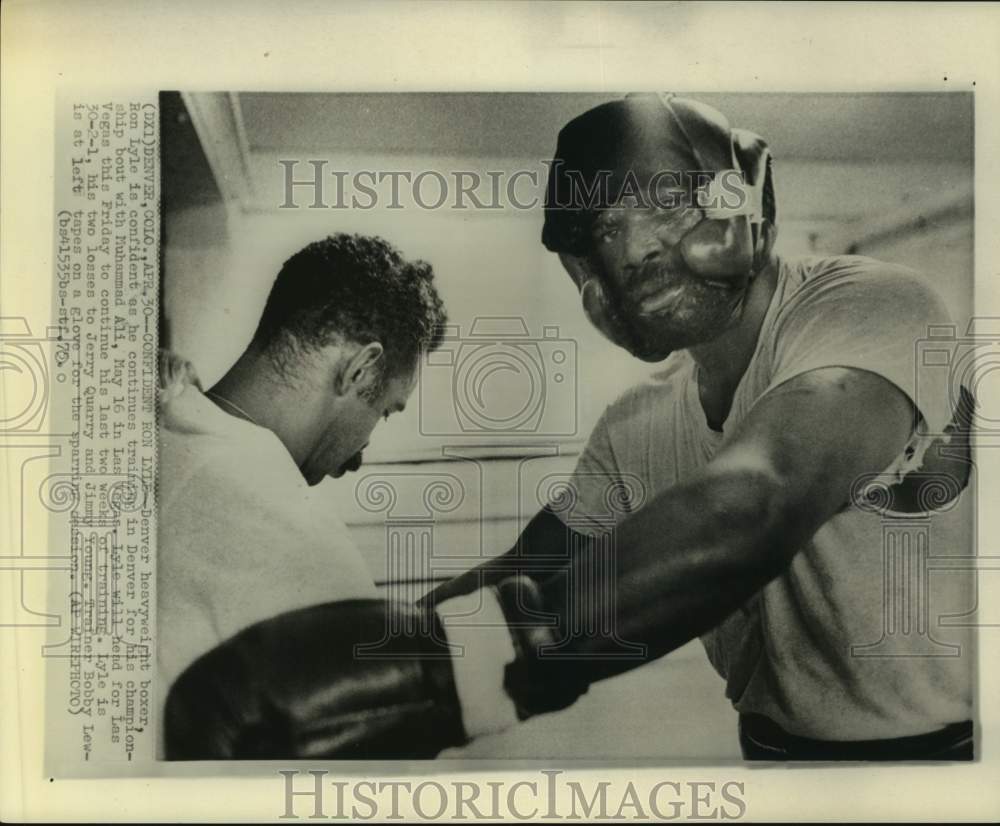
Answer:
[
  {"left": 302, "top": 368, "right": 417, "bottom": 485},
  {"left": 587, "top": 196, "right": 751, "bottom": 359}
]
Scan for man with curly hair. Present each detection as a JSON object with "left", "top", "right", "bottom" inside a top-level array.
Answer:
[{"left": 156, "top": 233, "right": 447, "bottom": 734}]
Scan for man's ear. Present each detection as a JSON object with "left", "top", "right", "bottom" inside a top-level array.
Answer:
[{"left": 336, "top": 342, "right": 385, "bottom": 397}]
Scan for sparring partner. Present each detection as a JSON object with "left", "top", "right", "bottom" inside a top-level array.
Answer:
[
  {"left": 157, "top": 233, "right": 447, "bottom": 749},
  {"left": 165, "top": 95, "right": 974, "bottom": 761}
]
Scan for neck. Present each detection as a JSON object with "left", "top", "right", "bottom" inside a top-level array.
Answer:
[
  {"left": 208, "top": 350, "right": 318, "bottom": 467},
  {"left": 688, "top": 256, "right": 779, "bottom": 389}
]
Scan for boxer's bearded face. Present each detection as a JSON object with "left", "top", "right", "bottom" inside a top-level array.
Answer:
[{"left": 587, "top": 198, "right": 751, "bottom": 359}]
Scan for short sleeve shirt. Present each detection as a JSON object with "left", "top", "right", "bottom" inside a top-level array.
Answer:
[{"left": 564, "top": 255, "right": 974, "bottom": 740}]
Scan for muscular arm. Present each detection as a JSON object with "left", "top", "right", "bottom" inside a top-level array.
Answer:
[
  {"left": 429, "top": 367, "right": 914, "bottom": 683},
  {"left": 534, "top": 366, "right": 914, "bottom": 683}
]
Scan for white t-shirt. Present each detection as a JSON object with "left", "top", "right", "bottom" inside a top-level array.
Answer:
[
  {"left": 564, "top": 255, "right": 974, "bottom": 740},
  {"left": 157, "top": 382, "right": 377, "bottom": 710}
]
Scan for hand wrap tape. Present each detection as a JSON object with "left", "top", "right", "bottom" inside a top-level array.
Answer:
[{"left": 437, "top": 590, "right": 520, "bottom": 738}]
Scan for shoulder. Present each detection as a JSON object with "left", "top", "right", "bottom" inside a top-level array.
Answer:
[
  {"left": 776, "top": 254, "right": 949, "bottom": 327},
  {"left": 159, "top": 385, "right": 306, "bottom": 514},
  {"left": 784, "top": 253, "right": 941, "bottom": 300},
  {"left": 159, "top": 349, "right": 202, "bottom": 404},
  {"left": 759, "top": 255, "right": 958, "bottom": 436}
]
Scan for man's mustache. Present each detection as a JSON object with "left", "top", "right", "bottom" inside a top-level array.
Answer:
[
  {"left": 628, "top": 258, "right": 746, "bottom": 300},
  {"left": 626, "top": 258, "right": 695, "bottom": 302}
]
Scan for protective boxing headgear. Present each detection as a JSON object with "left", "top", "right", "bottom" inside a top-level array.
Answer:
[{"left": 542, "top": 93, "right": 772, "bottom": 356}]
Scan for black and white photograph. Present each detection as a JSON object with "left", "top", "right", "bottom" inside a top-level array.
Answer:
[
  {"left": 157, "top": 90, "right": 976, "bottom": 762},
  {"left": 3, "top": 1, "right": 1000, "bottom": 822}
]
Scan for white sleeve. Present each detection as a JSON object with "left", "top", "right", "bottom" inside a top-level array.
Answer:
[
  {"left": 767, "top": 262, "right": 957, "bottom": 437},
  {"left": 764, "top": 261, "right": 959, "bottom": 482}
]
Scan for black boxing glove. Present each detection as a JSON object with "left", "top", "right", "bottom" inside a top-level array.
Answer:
[
  {"left": 164, "top": 599, "right": 466, "bottom": 759},
  {"left": 164, "top": 576, "right": 591, "bottom": 760}
]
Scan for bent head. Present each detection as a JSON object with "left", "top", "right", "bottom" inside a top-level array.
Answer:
[
  {"left": 543, "top": 93, "right": 777, "bottom": 361},
  {"left": 249, "top": 233, "right": 447, "bottom": 484},
  {"left": 305, "top": 350, "right": 419, "bottom": 483}
]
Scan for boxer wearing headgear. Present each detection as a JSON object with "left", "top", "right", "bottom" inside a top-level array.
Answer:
[
  {"left": 166, "top": 95, "right": 974, "bottom": 761},
  {"left": 541, "top": 93, "right": 774, "bottom": 363}
]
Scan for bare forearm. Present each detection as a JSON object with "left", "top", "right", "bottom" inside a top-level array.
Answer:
[
  {"left": 427, "top": 464, "right": 797, "bottom": 625},
  {"left": 535, "top": 466, "right": 799, "bottom": 684}
]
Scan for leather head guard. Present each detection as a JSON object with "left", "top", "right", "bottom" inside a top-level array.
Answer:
[{"left": 542, "top": 92, "right": 772, "bottom": 292}]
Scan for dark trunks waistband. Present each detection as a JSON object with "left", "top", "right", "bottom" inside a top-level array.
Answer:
[{"left": 738, "top": 713, "right": 974, "bottom": 761}]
